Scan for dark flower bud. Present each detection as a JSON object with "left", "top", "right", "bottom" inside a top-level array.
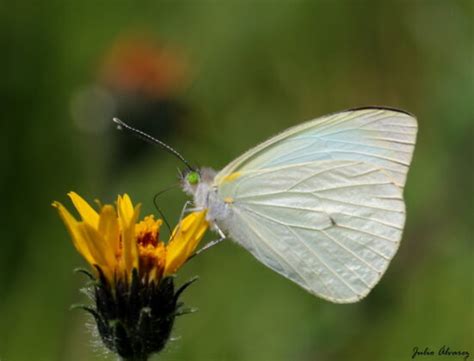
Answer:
[{"left": 80, "top": 268, "right": 197, "bottom": 361}]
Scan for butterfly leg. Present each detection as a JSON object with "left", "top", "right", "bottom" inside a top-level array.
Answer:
[
  {"left": 189, "top": 225, "right": 226, "bottom": 260},
  {"left": 178, "top": 200, "right": 194, "bottom": 219},
  {"left": 194, "top": 235, "right": 226, "bottom": 256},
  {"left": 167, "top": 201, "right": 195, "bottom": 243},
  {"left": 179, "top": 200, "right": 207, "bottom": 215},
  {"left": 178, "top": 200, "right": 205, "bottom": 221}
]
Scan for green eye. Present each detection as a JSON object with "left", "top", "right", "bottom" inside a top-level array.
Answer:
[{"left": 187, "top": 171, "right": 200, "bottom": 185}]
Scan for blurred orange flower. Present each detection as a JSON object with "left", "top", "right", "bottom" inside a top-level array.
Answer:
[{"left": 100, "top": 34, "right": 189, "bottom": 99}]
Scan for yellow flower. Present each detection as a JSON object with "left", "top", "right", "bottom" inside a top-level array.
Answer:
[{"left": 52, "top": 192, "right": 208, "bottom": 283}]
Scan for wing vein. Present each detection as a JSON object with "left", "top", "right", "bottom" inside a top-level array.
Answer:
[
  {"left": 279, "top": 149, "right": 410, "bottom": 167},
  {"left": 317, "top": 113, "right": 394, "bottom": 136},
  {"left": 313, "top": 181, "right": 395, "bottom": 193},
  {"left": 233, "top": 207, "right": 314, "bottom": 291},
  {"left": 238, "top": 204, "right": 359, "bottom": 298},
  {"left": 241, "top": 204, "right": 373, "bottom": 294},
  {"left": 312, "top": 110, "right": 387, "bottom": 135},
  {"left": 241, "top": 201, "right": 326, "bottom": 215},
  {"left": 335, "top": 224, "right": 400, "bottom": 243},
  {"left": 286, "top": 161, "right": 359, "bottom": 191},
  {"left": 365, "top": 136, "right": 415, "bottom": 145},
  {"left": 315, "top": 194, "right": 404, "bottom": 213},
  {"left": 321, "top": 230, "right": 382, "bottom": 273},
  {"left": 285, "top": 226, "right": 362, "bottom": 294},
  {"left": 317, "top": 137, "right": 413, "bottom": 154},
  {"left": 241, "top": 205, "right": 381, "bottom": 278},
  {"left": 334, "top": 212, "right": 403, "bottom": 230}
]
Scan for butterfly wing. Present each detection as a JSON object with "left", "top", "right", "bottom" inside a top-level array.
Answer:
[
  {"left": 214, "top": 108, "right": 417, "bottom": 303},
  {"left": 216, "top": 107, "right": 417, "bottom": 188}
]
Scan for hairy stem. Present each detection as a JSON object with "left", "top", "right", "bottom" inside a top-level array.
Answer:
[{"left": 118, "top": 356, "right": 148, "bottom": 361}]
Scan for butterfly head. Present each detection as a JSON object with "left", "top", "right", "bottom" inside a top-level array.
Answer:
[
  {"left": 180, "top": 168, "right": 201, "bottom": 196},
  {"left": 180, "top": 167, "right": 216, "bottom": 199}
]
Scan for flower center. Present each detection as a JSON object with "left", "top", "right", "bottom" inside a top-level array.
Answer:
[
  {"left": 135, "top": 215, "right": 165, "bottom": 280},
  {"left": 137, "top": 231, "right": 158, "bottom": 247}
]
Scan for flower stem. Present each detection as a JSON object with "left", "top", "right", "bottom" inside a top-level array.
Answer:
[{"left": 118, "top": 356, "right": 148, "bottom": 361}]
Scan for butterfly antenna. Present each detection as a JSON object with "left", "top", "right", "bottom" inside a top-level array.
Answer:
[
  {"left": 153, "top": 183, "right": 180, "bottom": 235},
  {"left": 113, "top": 117, "right": 194, "bottom": 171}
]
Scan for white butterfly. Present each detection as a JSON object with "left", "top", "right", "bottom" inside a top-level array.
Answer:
[
  {"left": 179, "top": 107, "right": 417, "bottom": 303},
  {"left": 115, "top": 106, "right": 418, "bottom": 303}
]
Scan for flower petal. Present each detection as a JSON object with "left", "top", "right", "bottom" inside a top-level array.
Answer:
[
  {"left": 119, "top": 203, "right": 141, "bottom": 276},
  {"left": 98, "top": 205, "right": 120, "bottom": 264},
  {"left": 117, "top": 193, "right": 135, "bottom": 225},
  {"left": 164, "top": 210, "right": 208, "bottom": 275},
  {"left": 52, "top": 201, "right": 96, "bottom": 267},
  {"left": 68, "top": 192, "right": 99, "bottom": 228},
  {"left": 77, "top": 222, "right": 115, "bottom": 281}
]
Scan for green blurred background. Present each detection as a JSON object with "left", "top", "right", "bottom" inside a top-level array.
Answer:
[{"left": 1, "top": 1, "right": 472, "bottom": 360}]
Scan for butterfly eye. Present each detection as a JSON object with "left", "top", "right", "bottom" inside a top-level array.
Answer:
[{"left": 186, "top": 171, "right": 200, "bottom": 185}]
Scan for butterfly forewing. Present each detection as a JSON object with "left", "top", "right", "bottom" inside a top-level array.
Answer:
[{"left": 216, "top": 108, "right": 417, "bottom": 188}]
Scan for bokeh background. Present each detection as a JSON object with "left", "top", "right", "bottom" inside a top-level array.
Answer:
[{"left": 1, "top": 1, "right": 472, "bottom": 361}]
